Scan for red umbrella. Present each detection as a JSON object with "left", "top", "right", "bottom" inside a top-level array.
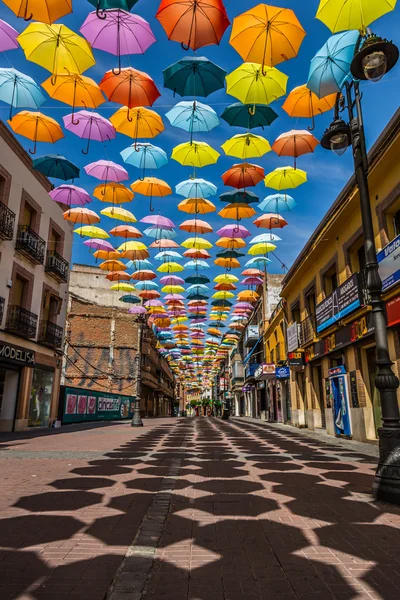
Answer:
[
  {"left": 183, "top": 248, "right": 211, "bottom": 259},
  {"left": 254, "top": 213, "right": 288, "bottom": 229},
  {"left": 180, "top": 219, "right": 213, "bottom": 234},
  {"left": 221, "top": 162, "right": 264, "bottom": 188},
  {"left": 100, "top": 67, "right": 160, "bottom": 108},
  {"left": 156, "top": 0, "right": 230, "bottom": 51}
]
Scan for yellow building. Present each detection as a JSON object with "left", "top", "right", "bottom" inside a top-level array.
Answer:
[{"left": 280, "top": 108, "right": 400, "bottom": 442}]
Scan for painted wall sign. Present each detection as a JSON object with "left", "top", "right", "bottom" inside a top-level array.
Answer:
[
  {"left": 255, "top": 363, "right": 276, "bottom": 379},
  {"left": 0, "top": 342, "right": 35, "bottom": 365},
  {"left": 316, "top": 273, "right": 364, "bottom": 333},
  {"left": 61, "top": 386, "right": 134, "bottom": 423},
  {"left": 286, "top": 322, "right": 299, "bottom": 353},
  {"left": 377, "top": 234, "right": 400, "bottom": 291},
  {"left": 275, "top": 366, "right": 290, "bottom": 379}
]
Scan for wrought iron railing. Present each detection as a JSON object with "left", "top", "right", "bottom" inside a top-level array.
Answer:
[
  {"left": 15, "top": 225, "right": 45, "bottom": 264},
  {"left": 299, "top": 313, "right": 316, "bottom": 347},
  {"left": 38, "top": 320, "right": 63, "bottom": 348},
  {"left": 269, "top": 299, "right": 284, "bottom": 323},
  {"left": 45, "top": 250, "right": 69, "bottom": 283},
  {"left": 5, "top": 305, "right": 38, "bottom": 338},
  {"left": 0, "top": 200, "right": 15, "bottom": 240}
]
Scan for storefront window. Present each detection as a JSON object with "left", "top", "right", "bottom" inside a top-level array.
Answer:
[{"left": 28, "top": 368, "right": 54, "bottom": 427}]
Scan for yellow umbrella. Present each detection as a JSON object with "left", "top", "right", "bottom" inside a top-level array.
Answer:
[
  {"left": 110, "top": 283, "right": 136, "bottom": 292},
  {"left": 63, "top": 208, "right": 100, "bottom": 225},
  {"left": 8, "top": 111, "right": 63, "bottom": 155},
  {"left": 221, "top": 133, "right": 271, "bottom": 159},
  {"left": 18, "top": 23, "right": 95, "bottom": 81},
  {"left": 100, "top": 206, "right": 136, "bottom": 222},
  {"left": 42, "top": 73, "right": 105, "bottom": 118},
  {"left": 248, "top": 242, "right": 277, "bottom": 255},
  {"left": 212, "top": 291, "right": 235, "bottom": 299},
  {"left": 172, "top": 141, "right": 220, "bottom": 168},
  {"left": 264, "top": 166, "right": 307, "bottom": 190},
  {"left": 162, "top": 285, "right": 185, "bottom": 293},
  {"left": 237, "top": 290, "right": 259, "bottom": 301},
  {"left": 94, "top": 183, "right": 134, "bottom": 204},
  {"left": 219, "top": 203, "right": 256, "bottom": 220},
  {"left": 178, "top": 198, "right": 216, "bottom": 214},
  {"left": 111, "top": 107, "right": 164, "bottom": 141},
  {"left": 214, "top": 274, "right": 239, "bottom": 283},
  {"left": 3, "top": 0, "right": 72, "bottom": 23},
  {"left": 99, "top": 260, "right": 126, "bottom": 272},
  {"left": 157, "top": 262, "right": 184, "bottom": 273},
  {"left": 316, "top": 0, "right": 397, "bottom": 34},
  {"left": 74, "top": 226, "right": 109, "bottom": 239},
  {"left": 216, "top": 237, "right": 247, "bottom": 249},
  {"left": 118, "top": 241, "right": 147, "bottom": 252},
  {"left": 226, "top": 63, "right": 288, "bottom": 106},
  {"left": 181, "top": 237, "right": 213, "bottom": 250},
  {"left": 230, "top": 4, "right": 306, "bottom": 68}
]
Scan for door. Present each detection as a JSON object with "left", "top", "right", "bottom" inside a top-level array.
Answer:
[
  {"left": 297, "top": 371, "right": 307, "bottom": 426},
  {"left": 317, "top": 366, "right": 326, "bottom": 428},
  {"left": 366, "top": 347, "right": 382, "bottom": 436},
  {"left": 331, "top": 375, "right": 351, "bottom": 437}
]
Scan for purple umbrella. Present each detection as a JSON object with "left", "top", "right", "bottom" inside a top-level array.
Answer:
[
  {"left": 84, "top": 239, "right": 115, "bottom": 251},
  {"left": 141, "top": 215, "right": 175, "bottom": 228},
  {"left": 241, "top": 277, "right": 264, "bottom": 286},
  {"left": 164, "top": 294, "right": 184, "bottom": 300},
  {"left": 49, "top": 184, "right": 92, "bottom": 207},
  {"left": 216, "top": 224, "right": 251, "bottom": 238},
  {"left": 0, "top": 19, "right": 18, "bottom": 52},
  {"left": 144, "top": 300, "right": 163, "bottom": 306},
  {"left": 80, "top": 10, "right": 156, "bottom": 75},
  {"left": 84, "top": 160, "right": 128, "bottom": 182},
  {"left": 236, "top": 302, "right": 254, "bottom": 309},
  {"left": 128, "top": 305, "right": 147, "bottom": 314},
  {"left": 63, "top": 111, "right": 116, "bottom": 155},
  {"left": 159, "top": 275, "right": 184, "bottom": 284}
]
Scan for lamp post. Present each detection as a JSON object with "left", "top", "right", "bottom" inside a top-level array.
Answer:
[
  {"left": 131, "top": 315, "right": 145, "bottom": 427},
  {"left": 320, "top": 34, "right": 400, "bottom": 503}
]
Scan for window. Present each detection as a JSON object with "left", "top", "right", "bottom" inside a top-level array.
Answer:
[
  {"left": 306, "top": 288, "right": 316, "bottom": 316},
  {"left": 291, "top": 302, "right": 300, "bottom": 324},
  {"left": 393, "top": 209, "right": 400, "bottom": 238},
  {"left": 13, "top": 275, "right": 28, "bottom": 309},
  {"left": 42, "top": 291, "right": 60, "bottom": 324},
  {"left": 0, "top": 166, "right": 11, "bottom": 206},
  {"left": 49, "top": 228, "right": 61, "bottom": 253},
  {"left": 19, "top": 191, "right": 41, "bottom": 233},
  {"left": 22, "top": 204, "right": 33, "bottom": 228},
  {"left": 323, "top": 265, "right": 338, "bottom": 296}
]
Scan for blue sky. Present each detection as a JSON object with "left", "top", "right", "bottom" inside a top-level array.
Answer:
[{"left": 1, "top": 0, "right": 400, "bottom": 282}]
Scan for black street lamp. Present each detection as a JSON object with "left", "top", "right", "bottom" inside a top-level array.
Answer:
[
  {"left": 320, "top": 34, "right": 400, "bottom": 504},
  {"left": 131, "top": 314, "right": 145, "bottom": 428}
]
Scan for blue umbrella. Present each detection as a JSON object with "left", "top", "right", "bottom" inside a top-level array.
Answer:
[
  {"left": 32, "top": 154, "right": 80, "bottom": 181},
  {"left": 184, "top": 260, "right": 210, "bottom": 270},
  {"left": 175, "top": 177, "right": 217, "bottom": 198},
  {"left": 0, "top": 68, "right": 46, "bottom": 120},
  {"left": 166, "top": 100, "right": 219, "bottom": 143},
  {"left": 120, "top": 143, "right": 168, "bottom": 176},
  {"left": 119, "top": 295, "right": 140, "bottom": 304},
  {"left": 126, "top": 259, "right": 152, "bottom": 270},
  {"left": 154, "top": 251, "right": 183, "bottom": 261},
  {"left": 250, "top": 233, "right": 282, "bottom": 244},
  {"left": 163, "top": 56, "right": 226, "bottom": 97},
  {"left": 135, "top": 281, "right": 159, "bottom": 290},
  {"left": 258, "top": 194, "right": 296, "bottom": 213},
  {"left": 144, "top": 226, "right": 177, "bottom": 240},
  {"left": 245, "top": 257, "right": 272, "bottom": 268},
  {"left": 187, "top": 293, "right": 209, "bottom": 301},
  {"left": 186, "top": 284, "right": 210, "bottom": 293},
  {"left": 307, "top": 30, "right": 359, "bottom": 98}
]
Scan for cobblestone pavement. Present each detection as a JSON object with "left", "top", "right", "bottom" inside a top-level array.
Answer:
[{"left": 1, "top": 418, "right": 400, "bottom": 600}]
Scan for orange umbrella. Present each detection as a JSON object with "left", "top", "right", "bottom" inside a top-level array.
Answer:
[
  {"left": 109, "top": 225, "right": 142, "bottom": 239},
  {"left": 173, "top": 325, "right": 189, "bottom": 331},
  {"left": 100, "top": 67, "right": 160, "bottom": 108},
  {"left": 254, "top": 213, "right": 288, "bottom": 229},
  {"left": 131, "top": 270, "right": 157, "bottom": 281},
  {"left": 99, "top": 260, "right": 126, "bottom": 271},
  {"left": 180, "top": 219, "right": 213, "bottom": 234},
  {"left": 214, "top": 257, "right": 241, "bottom": 269},
  {"left": 131, "top": 177, "right": 172, "bottom": 212},
  {"left": 230, "top": 4, "right": 305, "bottom": 68},
  {"left": 237, "top": 290, "right": 259, "bottom": 301},
  {"left": 272, "top": 130, "right": 319, "bottom": 168},
  {"left": 121, "top": 249, "right": 150, "bottom": 260},
  {"left": 242, "top": 268, "right": 264, "bottom": 277},
  {"left": 156, "top": 0, "right": 230, "bottom": 51},
  {"left": 282, "top": 84, "right": 336, "bottom": 130},
  {"left": 106, "top": 271, "right": 131, "bottom": 282},
  {"left": 154, "top": 317, "right": 171, "bottom": 328},
  {"left": 63, "top": 207, "right": 100, "bottom": 225},
  {"left": 218, "top": 203, "right": 256, "bottom": 220},
  {"left": 149, "top": 239, "right": 179, "bottom": 249},
  {"left": 214, "top": 283, "right": 237, "bottom": 291},
  {"left": 139, "top": 290, "right": 160, "bottom": 299},
  {"left": 93, "top": 249, "right": 121, "bottom": 260},
  {"left": 221, "top": 163, "right": 264, "bottom": 188},
  {"left": 94, "top": 183, "right": 134, "bottom": 204},
  {"left": 216, "top": 237, "right": 246, "bottom": 249},
  {"left": 183, "top": 248, "right": 211, "bottom": 259},
  {"left": 178, "top": 197, "right": 216, "bottom": 215}
]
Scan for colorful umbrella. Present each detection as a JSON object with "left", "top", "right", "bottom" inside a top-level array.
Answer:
[
  {"left": 131, "top": 270, "right": 157, "bottom": 280},
  {"left": 163, "top": 56, "right": 226, "bottom": 97},
  {"left": 63, "top": 110, "right": 115, "bottom": 154},
  {"left": 214, "top": 257, "right": 241, "bottom": 269},
  {"left": 176, "top": 178, "right": 217, "bottom": 198},
  {"left": 131, "top": 177, "right": 172, "bottom": 212},
  {"left": 264, "top": 167, "right": 307, "bottom": 190},
  {"left": 172, "top": 141, "right": 220, "bottom": 168},
  {"left": 106, "top": 271, "right": 131, "bottom": 282},
  {"left": 144, "top": 226, "right": 176, "bottom": 240},
  {"left": 121, "top": 143, "right": 168, "bottom": 176},
  {"left": 183, "top": 248, "right": 212, "bottom": 259},
  {"left": 141, "top": 215, "right": 175, "bottom": 228},
  {"left": 99, "top": 259, "right": 126, "bottom": 271},
  {"left": 250, "top": 233, "right": 281, "bottom": 243},
  {"left": 128, "top": 305, "right": 147, "bottom": 314},
  {"left": 110, "top": 107, "right": 163, "bottom": 143},
  {"left": 100, "top": 206, "right": 136, "bottom": 221},
  {"left": 8, "top": 111, "right": 63, "bottom": 155},
  {"left": 42, "top": 73, "right": 105, "bottom": 124},
  {"left": 221, "top": 163, "right": 264, "bottom": 189},
  {"left": 181, "top": 237, "right": 213, "bottom": 250},
  {"left": 219, "top": 189, "right": 259, "bottom": 204},
  {"left": 3, "top": 0, "right": 72, "bottom": 23},
  {"left": 315, "top": 0, "right": 397, "bottom": 34},
  {"left": 18, "top": 23, "right": 95, "bottom": 82},
  {"left": 272, "top": 130, "right": 319, "bottom": 168},
  {"left": 149, "top": 239, "right": 179, "bottom": 249},
  {"left": 84, "top": 160, "right": 128, "bottom": 182},
  {"left": 214, "top": 274, "right": 239, "bottom": 283},
  {"left": 248, "top": 242, "right": 277, "bottom": 255},
  {"left": 307, "top": 30, "right": 359, "bottom": 98},
  {"left": 160, "top": 276, "right": 184, "bottom": 285},
  {"left": 110, "top": 282, "right": 136, "bottom": 292},
  {"left": 282, "top": 84, "right": 337, "bottom": 130},
  {"left": 120, "top": 294, "right": 140, "bottom": 303},
  {"left": 226, "top": 63, "right": 288, "bottom": 106},
  {"left": 217, "top": 224, "right": 251, "bottom": 239},
  {"left": 180, "top": 219, "right": 213, "bottom": 234},
  {"left": 0, "top": 68, "right": 46, "bottom": 120},
  {"left": 94, "top": 183, "right": 133, "bottom": 204},
  {"left": 218, "top": 203, "right": 256, "bottom": 220},
  {"left": 33, "top": 154, "right": 79, "bottom": 180},
  {"left": 230, "top": 4, "right": 305, "bottom": 68},
  {"left": 184, "top": 260, "right": 211, "bottom": 270},
  {"left": 253, "top": 213, "right": 288, "bottom": 229},
  {"left": 166, "top": 100, "right": 219, "bottom": 143},
  {"left": 178, "top": 198, "right": 216, "bottom": 215},
  {"left": 50, "top": 184, "right": 91, "bottom": 207},
  {"left": 220, "top": 103, "right": 278, "bottom": 129},
  {"left": 156, "top": 0, "right": 230, "bottom": 51},
  {"left": 63, "top": 207, "right": 100, "bottom": 225},
  {"left": 258, "top": 193, "right": 296, "bottom": 213},
  {"left": 74, "top": 225, "right": 109, "bottom": 238},
  {"left": 93, "top": 248, "right": 121, "bottom": 259},
  {"left": 109, "top": 225, "right": 142, "bottom": 238},
  {"left": 221, "top": 133, "right": 271, "bottom": 159},
  {"left": 0, "top": 19, "right": 19, "bottom": 51},
  {"left": 157, "top": 262, "right": 184, "bottom": 273},
  {"left": 100, "top": 67, "right": 160, "bottom": 107},
  {"left": 80, "top": 10, "right": 155, "bottom": 74},
  {"left": 216, "top": 236, "right": 246, "bottom": 248}
]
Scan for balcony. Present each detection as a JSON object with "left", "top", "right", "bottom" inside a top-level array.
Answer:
[
  {"left": 16, "top": 225, "right": 45, "bottom": 265},
  {"left": 245, "top": 362, "right": 260, "bottom": 380},
  {"left": 244, "top": 325, "right": 259, "bottom": 347},
  {"left": 0, "top": 200, "right": 15, "bottom": 240},
  {"left": 299, "top": 314, "right": 316, "bottom": 347},
  {"left": 45, "top": 250, "right": 69, "bottom": 283},
  {"left": 38, "top": 320, "right": 63, "bottom": 348},
  {"left": 0, "top": 297, "right": 4, "bottom": 326},
  {"left": 5, "top": 305, "right": 38, "bottom": 338}
]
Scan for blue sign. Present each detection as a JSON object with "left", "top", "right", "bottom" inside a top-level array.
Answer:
[
  {"left": 275, "top": 366, "right": 290, "bottom": 379},
  {"left": 316, "top": 273, "right": 363, "bottom": 333},
  {"left": 328, "top": 365, "right": 346, "bottom": 377},
  {"left": 377, "top": 234, "right": 400, "bottom": 291}
]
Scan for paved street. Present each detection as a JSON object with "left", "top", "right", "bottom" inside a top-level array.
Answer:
[{"left": 1, "top": 418, "right": 400, "bottom": 600}]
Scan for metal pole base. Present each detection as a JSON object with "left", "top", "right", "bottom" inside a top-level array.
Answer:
[
  {"left": 221, "top": 409, "right": 230, "bottom": 420},
  {"left": 373, "top": 427, "right": 400, "bottom": 504},
  {"left": 131, "top": 403, "right": 143, "bottom": 427}
]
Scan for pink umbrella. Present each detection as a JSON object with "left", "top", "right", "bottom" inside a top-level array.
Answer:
[
  {"left": 159, "top": 276, "right": 185, "bottom": 285},
  {"left": 0, "top": 19, "right": 18, "bottom": 52},
  {"left": 63, "top": 111, "right": 116, "bottom": 155},
  {"left": 217, "top": 224, "right": 251, "bottom": 238},
  {"left": 236, "top": 302, "right": 254, "bottom": 309},
  {"left": 84, "top": 239, "right": 115, "bottom": 251},
  {"left": 164, "top": 294, "right": 184, "bottom": 300},
  {"left": 84, "top": 160, "right": 128, "bottom": 182},
  {"left": 144, "top": 300, "right": 163, "bottom": 306},
  {"left": 241, "top": 277, "right": 264, "bottom": 285},
  {"left": 49, "top": 184, "right": 92, "bottom": 207},
  {"left": 128, "top": 306, "right": 147, "bottom": 314},
  {"left": 141, "top": 215, "right": 175, "bottom": 228},
  {"left": 80, "top": 10, "right": 156, "bottom": 75}
]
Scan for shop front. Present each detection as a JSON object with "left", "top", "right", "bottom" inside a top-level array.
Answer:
[
  {"left": 276, "top": 366, "right": 291, "bottom": 423},
  {"left": 255, "top": 363, "right": 279, "bottom": 421}
]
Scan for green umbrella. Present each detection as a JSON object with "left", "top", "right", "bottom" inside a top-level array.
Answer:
[
  {"left": 87, "top": 0, "right": 139, "bottom": 19},
  {"left": 163, "top": 57, "right": 226, "bottom": 98},
  {"left": 33, "top": 155, "right": 80, "bottom": 181},
  {"left": 216, "top": 250, "right": 245, "bottom": 259},
  {"left": 220, "top": 103, "right": 278, "bottom": 129},
  {"left": 219, "top": 189, "right": 259, "bottom": 204},
  {"left": 119, "top": 295, "right": 140, "bottom": 304}
]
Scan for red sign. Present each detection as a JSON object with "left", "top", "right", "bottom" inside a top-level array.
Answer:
[{"left": 387, "top": 295, "right": 400, "bottom": 327}]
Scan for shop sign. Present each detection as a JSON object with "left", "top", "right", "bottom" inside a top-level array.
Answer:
[
  {"left": 387, "top": 295, "right": 400, "bottom": 327},
  {"left": 377, "top": 234, "right": 400, "bottom": 291},
  {"left": 316, "top": 273, "right": 364, "bottom": 333},
  {"left": 328, "top": 365, "right": 346, "bottom": 377},
  {"left": 0, "top": 342, "right": 35, "bottom": 365},
  {"left": 62, "top": 386, "right": 134, "bottom": 423},
  {"left": 287, "top": 322, "right": 299, "bottom": 352},
  {"left": 288, "top": 351, "right": 304, "bottom": 368},
  {"left": 275, "top": 366, "right": 290, "bottom": 379},
  {"left": 255, "top": 363, "right": 275, "bottom": 379},
  {"left": 256, "top": 381, "right": 266, "bottom": 389}
]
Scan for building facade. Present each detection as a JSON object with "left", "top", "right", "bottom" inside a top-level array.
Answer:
[{"left": 0, "top": 122, "right": 73, "bottom": 431}]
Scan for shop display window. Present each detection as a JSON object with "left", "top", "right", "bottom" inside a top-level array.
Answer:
[{"left": 28, "top": 368, "right": 54, "bottom": 427}]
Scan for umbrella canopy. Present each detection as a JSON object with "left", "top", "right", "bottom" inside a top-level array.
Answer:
[
  {"left": 0, "top": 67, "right": 45, "bottom": 120},
  {"left": 100, "top": 260, "right": 126, "bottom": 271},
  {"left": 63, "top": 207, "right": 100, "bottom": 225},
  {"left": 181, "top": 237, "right": 213, "bottom": 249},
  {"left": 106, "top": 271, "right": 131, "bottom": 282},
  {"left": 219, "top": 188, "right": 259, "bottom": 205},
  {"left": 101, "top": 68, "right": 159, "bottom": 113},
  {"left": 3, "top": 0, "right": 72, "bottom": 23},
  {"left": 163, "top": 56, "right": 226, "bottom": 97},
  {"left": 264, "top": 166, "right": 307, "bottom": 190},
  {"left": 100, "top": 206, "right": 136, "bottom": 222},
  {"left": 230, "top": 4, "right": 305, "bottom": 68},
  {"left": 176, "top": 178, "right": 217, "bottom": 198},
  {"left": 84, "top": 238, "right": 114, "bottom": 252},
  {"left": 219, "top": 203, "right": 256, "bottom": 220},
  {"left": 84, "top": 159, "right": 128, "bottom": 182},
  {"left": 245, "top": 256, "right": 272, "bottom": 268},
  {"left": 128, "top": 305, "right": 147, "bottom": 314},
  {"left": 127, "top": 259, "right": 152, "bottom": 269},
  {"left": 272, "top": 130, "right": 319, "bottom": 168},
  {"left": 149, "top": 239, "right": 179, "bottom": 249},
  {"left": 160, "top": 276, "right": 184, "bottom": 285},
  {"left": 109, "top": 225, "right": 142, "bottom": 238},
  {"left": 135, "top": 280, "right": 158, "bottom": 290},
  {"left": 183, "top": 248, "right": 211, "bottom": 259},
  {"left": 33, "top": 154, "right": 79, "bottom": 180},
  {"left": 121, "top": 142, "right": 168, "bottom": 170},
  {"left": 307, "top": 30, "right": 359, "bottom": 98},
  {"left": 18, "top": 23, "right": 95, "bottom": 80},
  {"left": 141, "top": 215, "right": 175, "bottom": 228},
  {"left": 166, "top": 100, "right": 219, "bottom": 143},
  {"left": 185, "top": 274, "right": 210, "bottom": 284},
  {"left": 50, "top": 184, "right": 91, "bottom": 207},
  {"left": 8, "top": 111, "right": 63, "bottom": 155},
  {"left": 144, "top": 226, "right": 176, "bottom": 240},
  {"left": 74, "top": 225, "right": 109, "bottom": 238},
  {"left": 221, "top": 133, "right": 271, "bottom": 159},
  {"left": 132, "top": 178, "right": 172, "bottom": 208},
  {"left": 222, "top": 163, "right": 264, "bottom": 188},
  {"left": 42, "top": 73, "right": 105, "bottom": 122},
  {"left": 178, "top": 198, "right": 216, "bottom": 215},
  {"left": 172, "top": 141, "right": 220, "bottom": 168},
  {"left": 248, "top": 242, "right": 277, "bottom": 255},
  {"left": 250, "top": 233, "right": 281, "bottom": 243},
  {"left": 156, "top": 0, "right": 230, "bottom": 51},
  {"left": 315, "top": 0, "right": 396, "bottom": 33},
  {"left": 94, "top": 183, "right": 133, "bottom": 204},
  {"left": 216, "top": 237, "right": 247, "bottom": 248},
  {"left": 214, "top": 274, "right": 239, "bottom": 283},
  {"left": 180, "top": 219, "right": 213, "bottom": 234},
  {"left": 214, "top": 257, "right": 241, "bottom": 268},
  {"left": 217, "top": 224, "right": 251, "bottom": 239},
  {"left": 110, "top": 106, "right": 164, "bottom": 140},
  {"left": 184, "top": 260, "right": 210, "bottom": 270},
  {"left": 131, "top": 270, "right": 157, "bottom": 281},
  {"left": 220, "top": 103, "right": 278, "bottom": 129},
  {"left": 63, "top": 110, "right": 115, "bottom": 155},
  {"left": 282, "top": 84, "right": 337, "bottom": 130},
  {"left": 226, "top": 63, "right": 288, "bottom": 105},
  {"left": 258, "top": 194, "right": 296, "bottom": 213},
  {"left": 110, "top": 282, "right": 136, "bottom": 292},
  {"left": 157, "top": 262, "right": 184, "bottom": 273}
]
